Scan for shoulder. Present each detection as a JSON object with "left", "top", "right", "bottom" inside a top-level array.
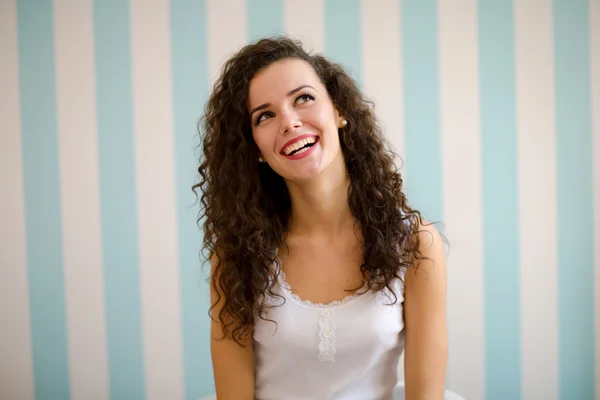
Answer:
[
  {"left": 416, "top": 221, "right": 445, "bottom": 261},
  {"left": 404, "top": 219, "right": 446, "bottom": 294}
]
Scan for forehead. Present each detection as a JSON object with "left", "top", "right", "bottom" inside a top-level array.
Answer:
[{"left": 248, "top": 59, "right": 322, "bottom": 105}]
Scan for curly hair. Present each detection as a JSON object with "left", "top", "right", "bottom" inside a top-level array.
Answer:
[{"left": 193, "top": 36, "right": 428, "bottom": 346}]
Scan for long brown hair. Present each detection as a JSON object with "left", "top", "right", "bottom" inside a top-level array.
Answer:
[{"left": 194, "top": 36, "right": 428, "bottom": 345}]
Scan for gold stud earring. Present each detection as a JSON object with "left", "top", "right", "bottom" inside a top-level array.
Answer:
[
  {"left": 340, "top": 119, "right": 348, "bottom": 128},
  {"left": 258, "top": 155, "right": 266, "bottom": 163}
]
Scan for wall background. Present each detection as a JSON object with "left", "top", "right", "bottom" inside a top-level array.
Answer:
[{"left": 1, "top": 0, "right": 598, "bottom": 399}]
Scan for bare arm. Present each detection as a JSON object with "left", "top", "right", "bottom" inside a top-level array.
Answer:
[
  {"left": 403, "top": 222, "right": 448, "bottom": 399},
  {"left": 209, "top": 254, "right": 255, "bottom": 399}
]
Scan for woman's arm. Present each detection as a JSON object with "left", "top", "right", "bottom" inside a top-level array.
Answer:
[
  {"left": 403, "top": 222, "right": 448, "bottom": 399},
  {"left": 209, "top": 254, "right": 255, "bottom": 400}
]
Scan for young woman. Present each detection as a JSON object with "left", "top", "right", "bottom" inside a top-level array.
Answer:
[{"left": 194, "top": 36, "right": 448, "bottom": 399}]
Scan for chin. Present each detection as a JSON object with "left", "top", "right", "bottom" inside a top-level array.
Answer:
[
  {"left": 287, "top": 158, "right": 335, "bottom": 184},
  {"left": 283, "top": 167, "right": 321, "bottom": 184},
  {"left": 274, "top": 145, "right": 342, "bottom": 183}
]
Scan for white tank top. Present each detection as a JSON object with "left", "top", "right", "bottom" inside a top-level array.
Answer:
[{"left": 253, "top": 268, "right": 406, "bottom": 400}]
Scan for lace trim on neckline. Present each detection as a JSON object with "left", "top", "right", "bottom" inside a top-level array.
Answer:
[{"left": 277, "top": 269, "right": 368, "bottom": 309}]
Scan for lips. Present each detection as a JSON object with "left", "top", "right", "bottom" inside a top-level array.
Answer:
[
  {"left": 281, "top": 137, "right": 319, "bottom": 161},
  {"left": 280, "top": 134, "right": 319, "bottom": 155}
]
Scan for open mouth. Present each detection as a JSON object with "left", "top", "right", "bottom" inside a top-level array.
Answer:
[
  {"left": 281, "top": 136, "right": 319, "bottom": 157},
  {"left": 286, "top": 141, "right": 316, "bottom": 156}
]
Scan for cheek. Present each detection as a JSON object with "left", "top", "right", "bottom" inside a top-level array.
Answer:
[
  {"left": 252, "top": 133, "right": 263, "bottom": 151},
  {"left": 309, "top": 107, "right": 336, "bottom": 130},
  {"left": 321, "top": 112, "right": 339, "bottom": 139},
  {"left": 253, "top": 130, "right": 275, "bottom": 153}
]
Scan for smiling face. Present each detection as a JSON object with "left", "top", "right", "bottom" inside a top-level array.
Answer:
[{"left": 248, "top": 58, "right": 345, "bottom": 182}]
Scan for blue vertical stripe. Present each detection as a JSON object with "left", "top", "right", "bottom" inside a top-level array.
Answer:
[
  {"left": 478, "top": 1, "right": 521, "bottom": 399},
  {"left": 247, "top": 0, "right": 283, "bottom": 41},
  {"left": 93, "top": 1, "right": 145, "bottom": 398},
  {"left": 17, "top": 1, "right": 70, "bottom": 398},
  {"left": 170, "top": 1, "right": 213, "bottom": 398},
  {"left": 324, "top": 0, "right": 362, "bottom": 82},
  {"left": 400, "top": 0, "right": 443, "bottom": 224},
  {"left": 553, "top": 1, "right": 595, "bottom": 398}
]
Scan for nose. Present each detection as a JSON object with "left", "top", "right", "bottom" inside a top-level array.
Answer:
[{"left": 278, "top": 109, "right": 302, "bottom": 134}]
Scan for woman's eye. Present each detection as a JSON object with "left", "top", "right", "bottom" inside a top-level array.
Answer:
[
  {"left": 255, "top": 111, "right": 273, "bottom": 125},
  {"left": 296, "top": 94, "right": 315, "bottom": 105}
]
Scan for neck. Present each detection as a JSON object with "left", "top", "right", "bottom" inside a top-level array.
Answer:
[{"left": 285, "top": 154, "right": 356, "bottom": 239}]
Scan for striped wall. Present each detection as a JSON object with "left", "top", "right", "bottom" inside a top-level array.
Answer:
[{"left": 1, "top": 0, "right": 598, "bottom": 399}]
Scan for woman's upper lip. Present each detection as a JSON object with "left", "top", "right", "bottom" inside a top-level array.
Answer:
[{"left": 280, "top": 134, "right": 319, "bottom": 154}]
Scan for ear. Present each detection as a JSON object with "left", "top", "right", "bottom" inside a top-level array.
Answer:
[{"left": 334, "top": 107, "right": 343, "bottom": 125}]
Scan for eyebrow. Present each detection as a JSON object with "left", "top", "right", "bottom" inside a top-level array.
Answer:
[{"left": 249, "top": 85, "right": 316, "bottom": 117}]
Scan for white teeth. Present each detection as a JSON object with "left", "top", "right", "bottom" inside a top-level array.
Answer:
[{"left": 283, "top": 137, "right": 316, "bottom": 155}]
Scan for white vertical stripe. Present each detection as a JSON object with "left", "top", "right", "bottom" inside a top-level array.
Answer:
[
  {"left": 0, "top": 1, "right": 35, "bottom": 399},
  {"left": 360, "top": 0, "right": 405, "bottom": 164},
  {"left": 53, "top": 2, "right": 110, "bottom": 398},
  {"left": 284, "top": 0, "right": 324, "bottom": 54},
  {"left": 437, "top": 1, "right": 485, "bottom": 399},
  {"left": 359, "top": 1, "right": 406, "bottom": 381},
  {"left": 589, "top": 1, "right": 600, "bottom": 399},
  {"left": 514, "top": 1, "right": 559, "bottom": 399},
  {"left": 207, "top": 0, "right": 247, "bottom": 85},
  {"left": 130, "top": 1, "right": 184, "bottom": 399}
]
